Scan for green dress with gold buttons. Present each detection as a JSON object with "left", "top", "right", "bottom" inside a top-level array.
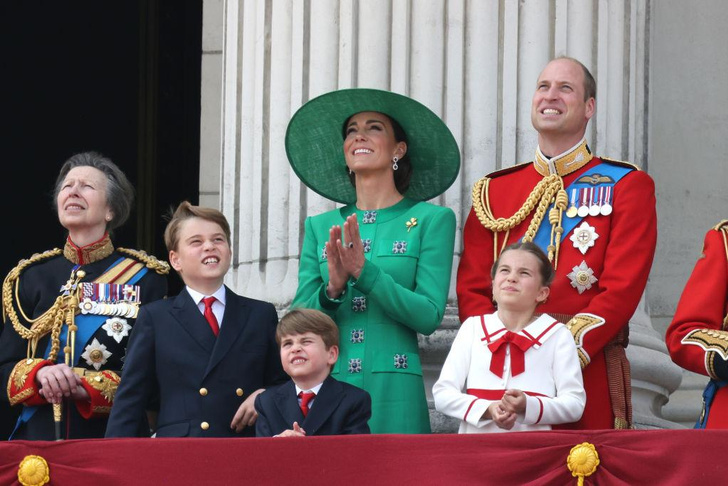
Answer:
[{"left": 292, "top": 197, "right": 456, "bottom": 434}]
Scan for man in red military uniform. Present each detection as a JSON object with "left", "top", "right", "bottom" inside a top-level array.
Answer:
[
  {"left": 457, "top": 57, "right": 657, "bottom": 429},
  {"left": 666, "top": 221, "right": 728, "bottom": 429}
]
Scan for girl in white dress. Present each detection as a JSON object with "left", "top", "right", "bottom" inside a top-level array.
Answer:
[{"left": 434, "top": 242, "right": 585, "bottom": 433}]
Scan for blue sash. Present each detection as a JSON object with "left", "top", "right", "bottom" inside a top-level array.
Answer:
[
  {"left": 695, "top": 379, "right": 728, "bottom": 429},
  {"left": 12, "top": 259, "right": 148, "bottom": 438},
  {"left": 530, "top": 162, "right": 633, "bottom": 254}
]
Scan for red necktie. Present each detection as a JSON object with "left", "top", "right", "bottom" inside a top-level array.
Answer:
[
  {"left": 202, "top": 296, "right": 219, "bottom": 336},
  {"left": 487, "top": 331, "right": 535, "bottom": 377},
  {"left": 299, "top": 391, "right": 316, "bottom": 417}
]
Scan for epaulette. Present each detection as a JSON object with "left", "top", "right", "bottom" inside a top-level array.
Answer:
[
  {"left": 712, "top": 220, "right": 728, "bottom": 232},
  {"left": 485, "top": 160, "right": 533, "bottom": 179},
  {"left": 117, "top": 248, "right": 170, "bottom": 275},
  {"left": 599, "top": 156, "right": 641, "bottom": 171},
  {"left": 2, "top": 249, "right": 63, "bottom": 319}
]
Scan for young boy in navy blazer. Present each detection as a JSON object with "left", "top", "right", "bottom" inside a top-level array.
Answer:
[
  {"left": 106, "top": 202, "right": 286, "bottom": 437},
  {"left": 255, "top": 308, "right": 371, "bottom": 437}
]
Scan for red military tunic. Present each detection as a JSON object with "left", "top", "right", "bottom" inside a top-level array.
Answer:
[
  {"left": 665, "top": 221, "right": 728, "bottom": 428},
  {"left": 457, "top": 141, "right": 657, "bottom": 429}
]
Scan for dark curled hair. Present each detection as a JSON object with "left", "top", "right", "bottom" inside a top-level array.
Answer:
[{"left": 343, "top": 112, "right": 413, "bottom": 194}]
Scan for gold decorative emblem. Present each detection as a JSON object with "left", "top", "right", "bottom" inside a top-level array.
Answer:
[
  {"left": 85, "top": 371, "right": 119, "bottom": 403},
  {"left": 17, "top": 455, "right": 50, "bottom": 486},
  {"left": 682, "top": 328, "right": 728, "bottom": 360},
  {"left": 405, "top": 217, "right": 418, "bottom": 232},
  {"left": 567, "top": 442, "right": 600, "bottom": 485},
  {"left": 11, "top": 358, "right": 43, "bottom": 390},
  {"left": 576, "top": 173, "right": 614, "bottom": 186},
  {"left": 567, "top": 261, "right": 598, "bottom": 294},
  {"left": 569, "top": 222, "right": 599, "bottom": 255},
  {"left": 566, "top": 313, "right": 606, "bottom": 368},
  {"left": 81, "top": 338, "right": 112, "bottom": 370}
]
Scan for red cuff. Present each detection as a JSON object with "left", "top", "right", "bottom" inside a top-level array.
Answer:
[
  {"left": 8, "top": 358, "right": 52, "bottom": 406},
  {"left": 75, "top": 371, "right": 120, "bottom": 419}
]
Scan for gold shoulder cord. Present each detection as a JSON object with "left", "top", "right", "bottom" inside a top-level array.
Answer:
[
  {"left": 1, "top": 249, "right": 70, "bottom": 361},
  {"left": 117, "top": 247, "right": 170, "bottom": 275},
  {"left": 471, "top": 173, "right": 568, "bottom": 268}
]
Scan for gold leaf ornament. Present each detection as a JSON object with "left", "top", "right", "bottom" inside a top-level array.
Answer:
[
  {"left": 567, "top": 442, "right": 600, "bottom": 486},
  {"left": 405, "top": 217, "right": 418, "bottom": 232},
  {"left": 17, "top": 455, "right": 50, "bottom": 486}
]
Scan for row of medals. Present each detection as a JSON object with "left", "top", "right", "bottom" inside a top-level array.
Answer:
[
  {"left": 565, "top": 186, "right": 613, "bottom": 218},
  {"left": 79, "top": 297, "right": 139, "bottom": 319}
]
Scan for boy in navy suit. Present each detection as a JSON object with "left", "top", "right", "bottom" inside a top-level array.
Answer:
[
  {"left": 106, "top": 202, "right": 286, "bottom": 437},
  {"left": 255, "top": 308, "right": 371, "bottom": 437}
]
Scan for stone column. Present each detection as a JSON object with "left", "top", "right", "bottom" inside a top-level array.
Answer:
[{"left": 207, "top": 0, "right": 681, "bottom": 431}]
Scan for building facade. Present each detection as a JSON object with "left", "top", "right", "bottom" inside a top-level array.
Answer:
[{"left": 199, "top": 0, "right": 728, "bottom": 429}]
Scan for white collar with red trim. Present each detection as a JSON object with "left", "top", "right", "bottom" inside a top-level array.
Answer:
[{"left": 478, "top": 312, "right": 563, "bottom": 349}]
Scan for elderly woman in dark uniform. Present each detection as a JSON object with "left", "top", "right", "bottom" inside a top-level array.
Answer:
[{"left": 0, "top": 152, "right": 168, "bottom": 440}]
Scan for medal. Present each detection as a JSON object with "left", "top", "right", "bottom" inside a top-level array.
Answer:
[
  {"left": 577, "top": 188, "right": 590, "bottom": 217},
  {"left": 567, "top": 261, "right": 598, "bottom": 294},
  {"left": 588, "top": 187, "right": 600, "bottom": 216},
  {"left": 566, "top": 188, "right": 578, "bottom": 218},
  {"left": 570, "top": 222, "right": 599, "bottom": 255},
  {"left": 600, "top": 186, "right": 613, "bottom": 215}
]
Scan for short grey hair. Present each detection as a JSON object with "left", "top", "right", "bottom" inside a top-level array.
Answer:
[{"left": 53, "top": 152, "right": 135, "bottom": 231}]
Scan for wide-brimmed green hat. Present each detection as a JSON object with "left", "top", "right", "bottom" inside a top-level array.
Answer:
[{"left": 285, "top": 88, "right": 460, "bottom": 204}]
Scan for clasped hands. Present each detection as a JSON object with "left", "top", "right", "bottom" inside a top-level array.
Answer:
[
  {"left": 36, "top": 363, "right": 89, "bottom": 404},
  {"left": 325, "top": 214, "right": 366, "bottom": 299},
  {"left": 484, "top": 389, "right": 526, "bottom": 430}
]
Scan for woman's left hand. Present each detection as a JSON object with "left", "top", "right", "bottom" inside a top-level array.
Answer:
[{"left": 339, "top": 214, "right": 365, "bottom": 279}]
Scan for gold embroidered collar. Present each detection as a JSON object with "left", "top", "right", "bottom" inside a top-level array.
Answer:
[
  {"left": 534, "top": 139, "right": 593, "bottom": 177},
  {"left": 63, "top": 233, "right": 114, "bottom": 265}
]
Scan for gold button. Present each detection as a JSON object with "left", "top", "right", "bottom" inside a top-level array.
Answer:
[
  {"left": 201, "top": 422, "right": 209, "bottom": 430},
  {"left": 199, "top": 388, "right": 208, "bottom": 396},
  {"left": 236, "top": 388, "right": 243, "bottom": 397}
]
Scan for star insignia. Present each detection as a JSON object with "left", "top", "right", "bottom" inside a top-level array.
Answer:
[
  {"left": 567, "top": 261, "right": 598, "bottom": 294},
  {"left": 570, "top": 222, "right": 599, "bottom": 255}
]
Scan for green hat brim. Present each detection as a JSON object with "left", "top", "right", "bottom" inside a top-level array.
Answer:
[{"left": 285, "top": 89, "right": 461, "bottom": 204}]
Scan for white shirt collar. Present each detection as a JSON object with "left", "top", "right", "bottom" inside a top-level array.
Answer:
[
  {"left": 186, "top": 284, "right": 226, "bottom": 306},
  {"left": 295, "top": 381, "right": 324, "bottom": 396}
]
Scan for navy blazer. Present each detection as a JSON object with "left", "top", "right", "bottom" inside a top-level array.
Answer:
[
  {"left": 106, "top": 287, "right": 286, "bottom": 438},
  {"left": 255, "top": 375, "right": 371, "bottom": 437}
]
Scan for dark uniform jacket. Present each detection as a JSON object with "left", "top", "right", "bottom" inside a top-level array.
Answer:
[
  {"left": 106, "top": 286, "right": 286, "bottom": 438},
  {"left": 0, "top": 237, "right": 168, "bottom": 440},
  {"left": 255, "top": 375, "right": 371, "bottom": 437}
]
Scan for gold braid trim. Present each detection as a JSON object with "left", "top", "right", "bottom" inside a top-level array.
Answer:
[
  {"left": 683, "top": 329, "right": 728, "bottom": 361},
  {"left": 117, "top": 248, "right": 170, "bottom": 275},
  {"left": 707, "top": 352, "right": 720, "bottom": 381},
  {"left": 84, "top": 371, "right": 120, "bottom": 403},
  {"left": 471, "top": 173, "right": 568, "bottom": 267},
  {"left": 566, "top": 313, "right": 606, "bottom": 369},
  {"left": 1, "top": 249, "right": 67, "bottom": 360}
]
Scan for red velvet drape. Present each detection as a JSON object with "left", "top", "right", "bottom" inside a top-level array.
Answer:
[{"left": 1, "top": 430, "right": 722, "bottom": 485}]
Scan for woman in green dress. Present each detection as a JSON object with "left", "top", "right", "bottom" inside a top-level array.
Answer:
[{"left": 286, "top": 89, "right": 460, "bottom": 433}]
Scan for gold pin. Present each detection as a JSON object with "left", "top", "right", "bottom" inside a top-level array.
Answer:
[{"left": 405, "top": 217, "right": 418, "bottom": 232}]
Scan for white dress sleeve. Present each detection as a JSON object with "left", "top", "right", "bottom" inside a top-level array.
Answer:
[
  {"left": 521, "top": 326, "right": 586, "bottom": 425},
  {"left": 433, "top": 317, "right": 494, "bottom": 428}
]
